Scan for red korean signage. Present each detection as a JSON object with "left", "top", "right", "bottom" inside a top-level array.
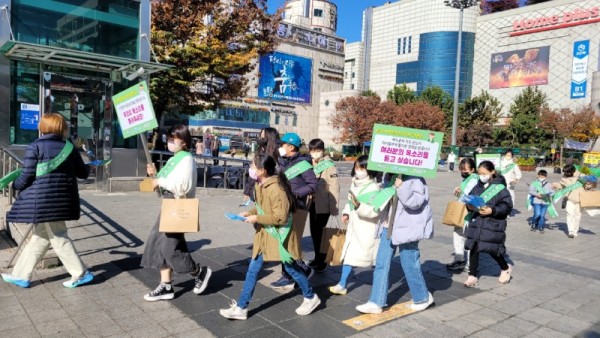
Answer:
[{"left": 511, "top": 6, "right": 600, "bottom": 37}]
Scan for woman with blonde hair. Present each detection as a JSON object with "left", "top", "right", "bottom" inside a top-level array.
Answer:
[{"left": 2, "top": 113, "right": 94, "bottom": 288}]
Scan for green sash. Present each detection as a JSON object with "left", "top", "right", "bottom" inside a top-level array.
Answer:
[
  {"left": 348, "top": 182, "right": 374, "bottom": 211},
  {"left": 313, "top": 159, "right": 335, "bottom": 175},
  {"left": 528, "top": 180, "right": 557, "bottom": 218},
  {"left": 459, "top": 174, "right": 479, "bottom": 198},
  {"left": 500, "top": 163, "right": 515, "bottom": 175},
  {"left": 156, "top": 151, "right": 192, "bottom": 179},
  {"left": 0, "top": 141, "right": 74, "bottom": 189},
  {"left": 284, "top": 161, "right": 312, "bottom": 180},
  {"left": 465, "top": 184, "right": 505, "bottom": 222},
  {"left": 552, "top": 181, "right": 583, "bottom": 204},
  {"left": 255, "top": 200, "right": 293, "bottom": 264}
]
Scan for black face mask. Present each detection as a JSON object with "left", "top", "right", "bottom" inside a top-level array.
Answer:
[{"left": 461, "top": 172, "right": 471, "bottom": 179}]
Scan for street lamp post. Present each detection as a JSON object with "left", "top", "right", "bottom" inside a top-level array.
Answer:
[{"left": 444, "top": 0, "right": 478, "bottom": 147}]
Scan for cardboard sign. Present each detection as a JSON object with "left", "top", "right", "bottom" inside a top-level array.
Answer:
[
  {"left": 113, "top": 81, "right": 158, "bottom": 138},
  {"left": 367, "top": 124, "right": 443, "bottom": 178}
]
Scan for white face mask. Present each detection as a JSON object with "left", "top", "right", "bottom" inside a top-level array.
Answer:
[
  {"left": 278, "top": 147, "right": 287, "bottom": 157},
  {"left": 538, "top": 177, "right": 545, "bottom": 182},
  {"left": 479, "top": 175, "right": 491, "bottom": 184},
  {"left": 355, "top": 170, "right": 368, "bottom": 179},
  {"left": 311, "top": 151, "right": 323, "bottom": 160},
  {"left": 167, "top": 142, "right": 183, "bottom": 153}
]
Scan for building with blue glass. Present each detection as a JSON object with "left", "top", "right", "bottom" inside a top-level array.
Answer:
[
  {"left": 356, "top": 0, "right": 478, "bottom": 101},
  {"left": 0, "top": 0, "right": 169, "bottom": 185}
]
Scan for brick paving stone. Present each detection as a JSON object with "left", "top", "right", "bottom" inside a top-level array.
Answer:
[
  {"left": 81, "top": 322, "right": 127, "bottom": 337},
  {"left": 545, "top": 315, "right": 597, "bottom": 336},
  {"left": 27, "top": 308, "right": 70, "bottom": 325},
  {"left": 0, "top": 324, "right": 41, "bottom": 337},
  {"left": 126, "top": 324, "right": 170, "bottom": 338},
  {"left": 487, "top": 316, "right": 540, "bottom": 337},
  {"left": 0, "top": 313, "right": 34, "bottom": 331},
  {"left": 524, "top": 327, "right": 573, "bottom": 338},
  {"left": 33, "top": 317, "right": 78, "bottom": 336},
  {"left": 515, "top": 306, "right": 563, "bottom": 326}
]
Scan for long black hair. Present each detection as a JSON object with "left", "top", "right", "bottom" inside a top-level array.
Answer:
[
  {"left": 258, "top": 127, "right": 281, "bottom": 161},
  {"left": 254, "top": 154, "right": 296, "bottom": 212},
  {"left": 351, "top": 155, "right": 378, "bottom": 178}
]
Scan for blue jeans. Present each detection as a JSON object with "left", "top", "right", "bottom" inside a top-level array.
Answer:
[
  {"left": 532, "top": 203, "right": 549, "bottom": 230},
  {"left": 237, "top": 254, "right": 314, "bottom": 309},
  {"left": 338, "top": 264, "right": 353, "bottom": 288},
  {"left": 369, "top": 228, "right": 429, "bottom": 307}
]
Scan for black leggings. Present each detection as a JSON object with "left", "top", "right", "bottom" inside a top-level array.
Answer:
[
  {"left": 309, "top": 205, "right": 330, "bottom": 265},
  {"left": 468, "top": 242, "right": 508, "bottom": 277}
]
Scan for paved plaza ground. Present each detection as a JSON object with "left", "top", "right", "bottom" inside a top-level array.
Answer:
[{"left": 1, "top": 164, "right": 599, "bottom": 337}]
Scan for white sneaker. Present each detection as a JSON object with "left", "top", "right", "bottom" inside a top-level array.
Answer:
[
  {"left": 295, "top": 295, "right": 321, "bottom": 315},
  {"left": 356, "top": 301, "right": 382, "bottom": 314},
  {"left": 328, "top": 284, "right": 347, "bottom": 295},
  {"left": 408, "top": 292, "right": 434, "bottom": 311},
  {"left": 219, "top": 301, "right": 248, "bottom": 320}
]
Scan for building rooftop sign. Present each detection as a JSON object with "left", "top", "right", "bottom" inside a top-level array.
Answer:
[
  {"left": 511, "top": 6, "right": 599, "bottom": 37},
  {"left": 276, "top": 22, "right": 345, "bottom": 55}
]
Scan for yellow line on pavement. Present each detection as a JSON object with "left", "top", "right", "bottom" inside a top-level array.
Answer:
[{"left": 342, "top": 301, "right": 416, "bottom": 331}]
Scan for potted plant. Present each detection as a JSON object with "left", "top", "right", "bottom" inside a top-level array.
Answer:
[{"left": 516, "top": 157, "right": 536, "bottom": 171}]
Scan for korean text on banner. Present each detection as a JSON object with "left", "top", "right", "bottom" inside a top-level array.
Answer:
[
  {"left": 367, "top": 124, "right": 444, "bottom": 178},
  {"left": 571, "top": 40, "right": 589, "bottom": 99},
  {"left": 476, "top": 154, "right": 501, "bottom": 168},
  {"left": 113, "top": 81, "right": 158, "bottom": 138}
]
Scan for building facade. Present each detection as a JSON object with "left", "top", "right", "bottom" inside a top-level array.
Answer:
[
  {"left": 190, "top": 0, "right": 345, "bottom": 144},
  {"left": 472, "top": 0, "right": 600, "bottom": 114},
  {"left": 0, "top": 0, "right": 168, "bottom": 188},
  {"left": 362, "top": 0, "right": 478, "bottom": 100},
  {"left": 343, "top": 42, "right": 364, "bottom": 91}
]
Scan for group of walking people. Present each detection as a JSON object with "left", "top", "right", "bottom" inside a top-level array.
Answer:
[{"left": 2, "top": 117, "right": 524, "bottom": 321}]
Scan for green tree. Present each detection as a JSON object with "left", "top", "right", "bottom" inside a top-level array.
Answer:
[
  {"left": 150, "top": 0, "right": 282, "bottom": 121},
  {"left": 506, "top": 86, "right": 551, "bottom": 147},
  {"left": 419, "top": 85, "right": 453, "bottom": 114},
  {"left": 361, "top": 90, "right": 380, "bottom": 99},
  {"left": 387, "top": 84, "right": 416, "bottom": 106},
  {"left": 458, "top": 91, "right": 503, "bottom": 128}
]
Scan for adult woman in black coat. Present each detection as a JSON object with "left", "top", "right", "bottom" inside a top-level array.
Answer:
[
  {"left": 1, "top": 113, "right": 94, "bottom": 289},
  {"left": 464, "top": 161, "right": 513, "bottom": 287}
]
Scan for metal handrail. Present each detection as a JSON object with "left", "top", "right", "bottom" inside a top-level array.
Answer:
[
  {"left": 0, "top": 146, "right": 24, "bottom": 206},
  {"left": 149, "top": 150, "right": 251, "bottom": 191}
]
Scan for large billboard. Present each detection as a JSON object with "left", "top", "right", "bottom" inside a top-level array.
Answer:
[
  {"left": 258, "top": 52, "right": 312, "bottom": 104},
  {"left": 571, "top": 40, "right": 589, "bottom": 99},
  {"left": 489, "top": 46, "right": 550, "bottom": 89}
]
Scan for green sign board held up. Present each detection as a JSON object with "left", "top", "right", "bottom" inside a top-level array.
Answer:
[
  {"left": 113, "top": 81, "right": 158, "bottom": 138},
  {"left": 367, "top": 124, "right": 444, "bottom": 179}
]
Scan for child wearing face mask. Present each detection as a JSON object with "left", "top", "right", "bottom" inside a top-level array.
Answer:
[
  {"left": 307, "top": 139, "right": 340, "bottom": 272},
  {"left": 329, "top": 155, "right": 381, "bottom": 295},
  {"left": 220, "top": 155, "right": 320, "bottom": 320},
  {"left": 528, "top": 170, "right": 554, "bottom": 233},
  {"left": 141, "top": 125, "right": 211, "bottom": 301},
  {"left": 446, "top": 158, "right": 478, "bottom": 272},
  {"left": 463, "top": 161, "right": 513, "bottom": 288}
]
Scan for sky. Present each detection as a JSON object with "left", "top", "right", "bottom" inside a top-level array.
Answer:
[
  {"left": 266, "top": 0, "right": 529, "bottom": 43},
  {"left": 266, "top": 0, "right": 392, "bottom": 43}
]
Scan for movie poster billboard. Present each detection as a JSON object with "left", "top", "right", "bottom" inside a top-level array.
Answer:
[
  {"left": 258, "top": 52, "right": 312, "bottom": 104},
  {"left": 489, "top": 46, "right": 550, "bottom": 89}
]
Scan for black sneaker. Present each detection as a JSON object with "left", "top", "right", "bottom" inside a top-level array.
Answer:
[
  {"left": 315, "top": 264, "right": 328, "bottom": 273},
  {"left": 144, "top": 283, "right": 174, "bottom": 302},
  {"left": 271, "top": 275, "right": 294, "bottom": 289},
  {"left": 538, "top": 230, "right": 545, "bottom": 234},
  {"left": 530, "top": 227, "right": 536, "bottom": 232},
  {"left": 193, "top": 266, "right": 212, "bottom": 295},
  {"left": 308, "top": 260, "right": 319, "bottom": 268},
  {"left": 446, "top": 261, "right": 467, "bottom": 271}
]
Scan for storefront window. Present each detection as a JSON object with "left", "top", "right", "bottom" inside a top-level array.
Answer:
[
  {"left": 12, "top": 0, "right": 140, "bottom": 59},
  {"left": 10, "top": 61, "right": 40, "bottom": 145}
]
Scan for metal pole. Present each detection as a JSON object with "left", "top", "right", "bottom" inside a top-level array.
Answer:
[{"left": 451, "top": 6, "right": 464, "bottom": 147}]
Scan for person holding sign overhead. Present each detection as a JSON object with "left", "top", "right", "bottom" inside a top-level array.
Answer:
[
  {"left": 1, "top": 113, "right": 94, "bottom": 289},
  {"left": 463, "top": 161, "right": 513, "bottom": 288},
  {"left": 141, "top": 125, "right": 212, "bottom": 301},
  {"left": 356, "top": 174, "right": 434, "bottom": 314},
  {"left": 307, "top": 138, "right": 339, "bottom": 273},
  {"left": 270, "top": 132, "right": 317, "bottom": 290}
]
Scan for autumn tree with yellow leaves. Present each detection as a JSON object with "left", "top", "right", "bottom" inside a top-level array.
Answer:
[{"left": 150, "top": 0, "right": 282, "bottom": 120}]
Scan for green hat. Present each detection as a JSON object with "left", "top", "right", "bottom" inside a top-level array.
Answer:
[{"left": 281, "top": 132, "right": 302, "bottom": 148}]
